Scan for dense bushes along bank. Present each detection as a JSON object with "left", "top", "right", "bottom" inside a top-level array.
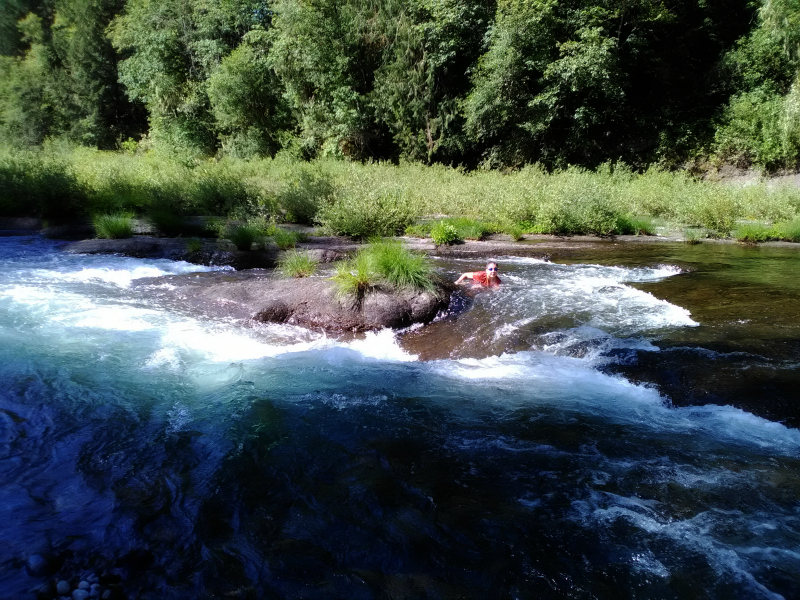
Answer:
[
  {"left": 3, "top": 0, "right": 800, "bottom": 171},
  {"left": 4, "top": 146, "right": 800, "bottom": 241}
]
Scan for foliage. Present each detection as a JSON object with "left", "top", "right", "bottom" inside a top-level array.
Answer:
[
  {"left": 616, "top": 215, "right": 655, "bottom": 236},
  {"left": 733, "top": 222, "right": 776, "bottom": 242},
  {"left": 225, "top": 222, "right": 265, "bottom": 251},
  {"left": 369, "top": 238, "right": 435, "bottom": 292},
  {"left": 317, "top": 190, "right": 414, "bottom": 239},
  {"left": 278, "top": 167, "right": 336, "bottom": 224},
  {"left": 430, "top": 222, "right": 462, "bottom": 245},
  {"left": 186, "top": 237, "right": 203, "bottom": 252},
  {"left": 776, "top": 217, "right": 800, "bottom": 241},
  {"left": 332, "top": 239, "right": 435, "bottom": 299},
  {"left": 93, "top": 212, "right": 135, "bottom": 239},
  {"left": 272, "top": 227, "right": 300, "bottom": 250},
  {"left": 277, "top": 250, "right": 317, "bottom": 278},
  {"left": 333, "top": 249, "right": 376, "bottom": 299},
  {"left": 683, "top": 228, "right": 703, "bottom": 244},
  {"left": 207, "top": 30, "right": 291, "bottom": 157}
]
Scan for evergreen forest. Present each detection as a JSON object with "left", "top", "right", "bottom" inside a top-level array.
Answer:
[{"left": 3, "top": 0, "right": 800, "bottom": 171}]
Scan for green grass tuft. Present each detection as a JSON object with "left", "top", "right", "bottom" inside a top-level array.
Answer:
[
  {"left": 733, "top": 223, "right": 775, "bottom": 243},
  {"left": 333, "top": 250, "right": 376, "bottom": 299},
  {"left": 332, "top": 239, "right": 435, "bottom": 299},
  {"left": 225, "top": 223, "right": 263, "bottom": 251},
  {"left": 775, "top": 218, "right": 800, "bottom": 242},
  {"left": 277, "top": 250, "right": 318, "bottom": 278},
  {"left": 93, "top": 212, "right": 135, "bottom": 239},
  {"left": 369, "top": 238, "right": 435, "bottom": 292},
  {"left": 186, "top": 237, "right": 203, "bottom": 253},
  {"left": 617, "top": 215, "right": 655, "bottom": 235},
  {"left": 272, "top": 227, "right": 300, "bottom": 250}
]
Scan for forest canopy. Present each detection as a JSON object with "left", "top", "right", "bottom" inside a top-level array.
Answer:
[{"left": 1, "top": 0, "right": 800, "bottom": 170}]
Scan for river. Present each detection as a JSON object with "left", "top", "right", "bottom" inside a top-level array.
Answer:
[{"left": 1, "top": 234, "right": 798, "bottom": 599}]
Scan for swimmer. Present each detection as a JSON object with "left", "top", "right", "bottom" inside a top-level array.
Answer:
[{"left": 455, "top": 260, "right": 501, "bottom": 287}]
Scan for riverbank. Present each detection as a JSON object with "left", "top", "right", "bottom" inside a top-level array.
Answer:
[{"left": 5, "top": 149, "right": 800, "bottom": 241}]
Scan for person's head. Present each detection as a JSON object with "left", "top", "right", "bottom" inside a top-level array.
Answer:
[{"left": 485, "top": 261, "right": 498, "bottom": 279}]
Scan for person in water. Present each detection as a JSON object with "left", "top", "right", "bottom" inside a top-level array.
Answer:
[{"left": 455, "top": 261, "right": 501, "bottom": 287}]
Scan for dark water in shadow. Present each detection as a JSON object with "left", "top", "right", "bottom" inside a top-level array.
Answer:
[{"left": 1, "top": 236, "right": 800, "bottom": 600}]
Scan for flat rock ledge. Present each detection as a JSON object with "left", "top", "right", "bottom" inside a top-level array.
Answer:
[{"left": 151, "top": 271, "right": 450, "bottom": 332}]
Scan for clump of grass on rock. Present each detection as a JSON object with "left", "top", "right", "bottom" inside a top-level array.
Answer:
[
  {"left": 93, "top": 212, "right": 135, "bottom": 239},
  {"left": 277, "top": 251, "right": 318, "bottom": 278},
  {"left": 332, "top": 239, "right": 436, "bottom": 299}
]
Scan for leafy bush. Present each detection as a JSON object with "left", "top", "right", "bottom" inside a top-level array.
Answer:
[
  {"left": 93, "top": 212, "right": 135, "bottom": 239},
  {"left": 317, "top": 191, "right": 414, "bottom": 239},
  {"left": 277, "top": 250, "right": 318, "bottom": 278},
  {"left": 617, "top": 215, "right": 655, "bottom": 235},
  {"left": 430, "top": 222, "right": 462, "bottom": 245},
  {"left": 0, "top": 149, "right": 85, "bottom": 218},
  {"left": 278, "top": 169, "right": 335, "bottom": 224}
]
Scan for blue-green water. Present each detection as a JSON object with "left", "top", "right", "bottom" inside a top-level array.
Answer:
[{"left": 1, "top": 235, "right": 799, "bottom": 599}]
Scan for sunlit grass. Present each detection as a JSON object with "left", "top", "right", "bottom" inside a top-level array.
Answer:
[
  {"left": 332, "top": 239, "right": 435, "bottom": 299},
  {"left": 277, "top": 250, "right": 318, "bottom": 278},
  {"left": 5, "top": 146, "right": 800, "bottom": 242},
  {"left": 93, "top": 212, "right": 135, "bottom": 239}
]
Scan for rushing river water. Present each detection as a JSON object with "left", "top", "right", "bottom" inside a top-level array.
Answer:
[{"left": 1, "top": 235, "right": 799, "bottom": 600}]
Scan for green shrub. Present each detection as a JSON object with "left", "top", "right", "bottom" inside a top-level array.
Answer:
[
  {"left": 277, "top": 250, "right": 318, "bottom": 277},
  {"left": 278, "top": 169, "right": 335, "bottom": 224},
  {"left": 683, "top": 228, "right": 703, "bottom": 244},
  {"left": 734, "top": 223, "right": 775, "bottom": 243},
  {"left": 93, "top": 212, "right": 135, "bottom": 239},
  {"left": 503, "top": 223, "right": 527, "bottom": 241},
  {"left": 617, "top": 215, "right": 655, "bottom": 235},
  {"left": 404, "top": 222, "right": 432, "bottom": 237},
  {"left": 430, "top": 222, "right": 462, "bottom": 245},
  {"left": 317, "top": 191, "right": 414, "bottom": 239},
  {"left": 443, "top": 217, "right": 491, "bottom": 240},
  {"left": 147, "top": 208, "right": 186, "bottom": 237},
  {"left": 0, "top": 149, "right": 85, "bottom": 218}
]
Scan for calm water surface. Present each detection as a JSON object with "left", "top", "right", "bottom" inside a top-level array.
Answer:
[{"left": 1, "top": 235, "right": 799, "bottom": 599}]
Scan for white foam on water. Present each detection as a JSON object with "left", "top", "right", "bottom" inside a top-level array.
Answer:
[
  {"left": 470, "top": 259, "right": 696, "bottom": 340},
  {"left": 344, "top": 329, "right": 419, "bottom": 362},
  {"left": 574, "top": 495, "right": 790, "bottom": 600},
  {"left": 427, "top": 350, "right": 800, "bottom": 456}
]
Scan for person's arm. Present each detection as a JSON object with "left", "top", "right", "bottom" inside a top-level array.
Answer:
[{"left": 455, "top": 272, "right": 475, "bottom": 283}]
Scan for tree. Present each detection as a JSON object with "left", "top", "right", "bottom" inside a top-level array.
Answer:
[{"left": 207, "top": 28, "right": 291, "bottom": 157}]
